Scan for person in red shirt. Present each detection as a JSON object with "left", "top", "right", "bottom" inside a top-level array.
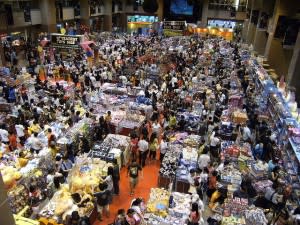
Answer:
[
  {"left": 130, "top": 137, "right": 139, "bottom": 162},
  {"left": 188, "top": 202, "right": 202, "bottom": 225},
  {"left": 207, "top": 170, "right": 218, "bottom": 199},
  {"left": 19, "top": 84, "right": 28, "bottom": 102},
  {"left": 8, "top": 131, "right": 17, "bottom": 151}
]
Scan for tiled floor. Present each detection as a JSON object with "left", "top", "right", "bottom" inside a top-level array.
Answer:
[{"left": 93, "top": 160, "right": 161, "bottom": 225}]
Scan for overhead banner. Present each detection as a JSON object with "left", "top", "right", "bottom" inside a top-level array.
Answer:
[
  {"left": 50, "top": 34, "right": 83, "bottom": 49},
  {"left": 163, "top": 21, "right": 186, "bottom": 36}
]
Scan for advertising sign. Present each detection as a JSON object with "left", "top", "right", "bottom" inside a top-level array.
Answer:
[
  {"left": 50, "top": 34, "right": 83, "bottom": 49},
  {"left": 163, "top": 21, "right": 186, "bottom": 36}
]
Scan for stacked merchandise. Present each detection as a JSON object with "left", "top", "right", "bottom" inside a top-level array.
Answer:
[
  {"left": 4, "top": 156, "right": 56, "bottom": 216},
  {"left": 159, "top": 144, "right": 182, "bottom": 188},
  {"left": 145, "top": 188, "right": 192, "bottom": 225},
  {"left": 176, "top": 112, "right": 201, "bottom": 132},
  {"left": 39, "top": 156, "right": 112, "bottom": 223},
  {"left": 118, "top": 112, "right": 145, "bottom": 134},
  {"left": 38, "top": 185, "right": 94, "bottom": 223},
  {"left": 222, "top": 197, "right": 249, "bottom": 224},
  {"left": 88, "top": 134, "right": 130, "bottom": 166}
]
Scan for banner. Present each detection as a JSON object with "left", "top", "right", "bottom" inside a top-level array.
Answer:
[
  {"left": 163, "top": 21, "right": 186, "bottom": 36},
  {"left": 50, "top": 34, "right": 83, "bottom": 49}
]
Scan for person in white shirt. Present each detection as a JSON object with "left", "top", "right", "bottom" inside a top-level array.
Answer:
[
  {"left": 152, "top": 121, "right": 161, "bottom": 137},
  {"left": 242, "top": 124, "right": 252, "bottom": 142},
  {"left": 107, "top": 70, "right": 113, "bottom": 82},
  {"left": 161, "top": 81, "right": 167, "bottom": 92},
  {"left": 138, "top": 136, "right": 149, "bottom": 167},
  {"left": 0, "top": 127, "right": 9, "bottom": 144},
  {"left": 210, "top": 132, "right": 220, "bottom": 148},
  {"left": 101, "top": 70, "right": 108, "bottom": 82},
  {"left": 159, "top": 137, "right": 168, "bottom": 162},
  {"left": 29, "top": 133, "right": 44, "bottom": 154},
  {"left": 15, "top": 124, "right": 25, "bottom": 145},
  {"left": 119, "top": 75, "right": 128, "bottom": 85},
  {"left": 171, "top": 75, "right": 178, "bottom": 88},
  {"left": 198, "top": 147, "right": 210, "bottom": 170}
]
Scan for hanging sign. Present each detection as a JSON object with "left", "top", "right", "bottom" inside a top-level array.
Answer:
[
  {"left": 163, "top": 21, "right": 186, "bottom": 36},
  {"left": 163, "top": 21, "right": 186, "bottom": 31},
  {"left": 50, "top": 34, "right": 83, "bottom": 49}
]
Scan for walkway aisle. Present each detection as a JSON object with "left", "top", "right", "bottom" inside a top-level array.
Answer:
[{"left": 94, "top": 161, "right": 161, "bottom": 225}]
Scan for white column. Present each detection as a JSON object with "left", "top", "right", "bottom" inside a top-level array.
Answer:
[{"left": 39, "top": 0, "right": 56, "bottom": 33}]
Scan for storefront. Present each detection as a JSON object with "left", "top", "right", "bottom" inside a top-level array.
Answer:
[
  {"left": 89, "top": 16, "right": 105, "bottom": 33},
  {"left": 127, "top": 15, "right": 159, "bottom": 35}
]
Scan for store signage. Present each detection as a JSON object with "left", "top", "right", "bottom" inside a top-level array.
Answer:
[
  {"left": 50, "top": 34, "right": 83, "bottom": 48},
  {"left": 163, "top": 21, "right": 186, "bottom": 31}
]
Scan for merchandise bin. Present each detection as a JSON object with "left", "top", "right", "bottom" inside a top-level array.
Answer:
[
  {"left": 157, "top": 175, "right": 173, "bottom": 190},
  {"left": 174, "top": 178, "right": 189, "bottom": 194}
]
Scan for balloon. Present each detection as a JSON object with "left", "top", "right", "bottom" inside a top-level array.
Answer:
[
  {"left": 86, "top": 51, "right": 93, "bottom": 57},
  {"left": 37, "top": 46, "right": 43, "bottom": 53},
  {"left": 60, "top": 28, "right": 66, "bottom": 35}
]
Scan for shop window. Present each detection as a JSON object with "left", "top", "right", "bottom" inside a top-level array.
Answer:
[
  {"left": 74, "top": 3, "right": 80, "bottom": 17},
  {"left": 251, "top": 10, "right": 259, "bottom": 25},
  {"left": 91, "top": 6, "right": 96, "bottom": 15},
  {"left": 4, "top": 4, "right": 14, "bottom": 25}
]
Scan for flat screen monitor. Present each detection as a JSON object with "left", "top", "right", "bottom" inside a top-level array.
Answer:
[{"left": 170, "top": 0, "right": 193, "bottom": 16}]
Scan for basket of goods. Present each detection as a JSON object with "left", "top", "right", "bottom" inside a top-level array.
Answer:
[{"left": 232, "top": 111, "right": 248, "bottom": 124}]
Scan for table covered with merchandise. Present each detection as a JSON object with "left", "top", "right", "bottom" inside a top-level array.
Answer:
[
  {"left": 144, "top": 188, "right": 192, "bottom": 225},
  {"left": 38, "top": 156, "right": 112, "bottom": 223},
  {"left": 88, "top": 134, "right": 130, "bottom": 166}
]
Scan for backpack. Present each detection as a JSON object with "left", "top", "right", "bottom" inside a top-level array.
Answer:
[{"left": 130, "top": 166, "right": 138, "bottom": 176}]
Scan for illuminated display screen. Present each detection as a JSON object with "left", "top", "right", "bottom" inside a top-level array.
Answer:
[
  {"left": 170, "top": 0, "right": 193, "bottom": 16},
  {"left": 208, "top": 19, "right": 237, "bottom": 28},
  {"left": 127, "top": 15, "right": 158, "bottom": 23}
]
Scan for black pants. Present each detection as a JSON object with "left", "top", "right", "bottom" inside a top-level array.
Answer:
[
  {"left": 113, "top": 178, "right": 119, "bottom": 195},
  {"left": 149, "top": 150, "right": 156, "bottom": 160},
  {"left": 139, "top": 150, "right": 148, "bottom": 167},
  {"left": 30, "top": 148, "right": 41, "bottom": 154},
  {"left": 160, "top": 153, "right": 165, "bottom": 162},
  {"left": 19, "top": 136, "right": 26, "bottom": 145}
]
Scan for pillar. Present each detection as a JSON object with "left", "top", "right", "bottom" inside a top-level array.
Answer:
[
  {"left": 287, "top": 31, "right": 300, "bottom": 92},
  {"left": 0, "top": 175, "right": 15, "bottom": 225},
  {"left": 80, "top": 0, "right": 90, "bottom": 26},
  {"left": 245, "top": 0, "right": 262, "bottom": 45},
  {"left": 157, "top": 0, "right": 164, "bottom": 22},
  {"left": 242, "top": 19, "right": 250, "bottom": 42},
  {"left": 103, "top": 0, "right": 112, "bottom": 32},
  {"left": 0, "top": 44, "right": 5, "bottom": 67},
  {"left": 264, "top": 0, "right": 300, "bottom": 78},
  {"left": 264, "top": 0, "right": 280, "bottom": 59},
  {"left": 200, "top": 0, "right": 209, "bottom": 27},
  {"left": 252, "top": 0, "right": 275, "bottom": 55},
  {"left": 39, "top": 0, "right": 56, "bottom": 33}
]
